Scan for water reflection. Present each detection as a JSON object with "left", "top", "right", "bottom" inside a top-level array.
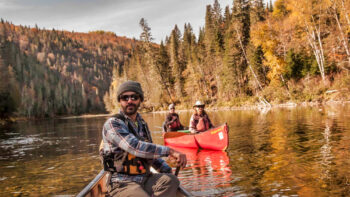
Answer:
[
  {"left": 320, "top": 119, "right": 333, "bottom": 180},
  {"left": 0, "top": 104, "right": 350, "bottom": 196},
  {"left": 169, "top": 147, "right": 232, "bottom": 196},
  {"left": 0, "top": 116, "right": 108, "bottom": 196}
]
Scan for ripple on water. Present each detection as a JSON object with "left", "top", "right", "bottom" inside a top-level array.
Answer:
[
  {"left": 4, "top": 166, "right": 15, "bottom": 168},
  {"left": 0, "top": 135, "right": 48, "bottom": 160},
  {"left": 0, "top": 135, "right": 43, "bottom": 146},
  {"left": 1, "top": 107, "right": 350, "bottom": 196},
  {"left": 0, "top": 177, "right": 7, "bottom": 181}
]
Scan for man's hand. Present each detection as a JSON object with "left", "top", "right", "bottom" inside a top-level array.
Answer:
[
  {"left": 169, "top": 148, "right": 187, "bottom": 168},
  {"left": 190, "top": 130, "right": 198, "bottom": 134}
]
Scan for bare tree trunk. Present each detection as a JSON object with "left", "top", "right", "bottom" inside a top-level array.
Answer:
[
  {"left": 305, "top": 20, "right": 326, "bottom": 83},
  {"left": 280, "top": 74, "right": 291, "bottom": 98},
  {"left": 234, "top": 27, "right": 263, "bottom": 91},
  {"left": 234, "top": 27, "right": 272, "bottom": 106},
  {"left": 340, "top": 0, "right": 350, "bottom": 27},
  {"left": 330, "top": 1, "right": 350, "bottom": 70}
]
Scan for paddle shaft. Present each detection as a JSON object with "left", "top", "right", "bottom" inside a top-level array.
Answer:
[{"left": 175, "top": 166, "right": 180, "bottom": 176}]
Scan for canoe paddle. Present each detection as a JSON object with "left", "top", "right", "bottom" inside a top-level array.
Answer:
[{"left": 175, "top": 166, "right": 180, "bottom": 176}]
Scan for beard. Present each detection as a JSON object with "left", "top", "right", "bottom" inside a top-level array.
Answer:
[{"left": 121, "top": 102, "right": 140, "bottom": 116}]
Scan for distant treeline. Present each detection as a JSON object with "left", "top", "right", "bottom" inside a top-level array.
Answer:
[
  {"left": 104, "top": 0, "right": 350, "bottom": 112},
  {"left": 0, "top": 20, "right": 136, "bottom": 118}
]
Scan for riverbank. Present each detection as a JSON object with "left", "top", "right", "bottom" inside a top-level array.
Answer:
[
  {"left": 3, "top": 100, "right": 350, "bottom": 122},
  {"left": 0, "top": 117, "right": 16, "bottom": 126},
  {"left": 58, "top": 113, "right": 112, "bottom": 119},
  {"left": 148, "top": 99, "right": 350, "bottom": 114}
]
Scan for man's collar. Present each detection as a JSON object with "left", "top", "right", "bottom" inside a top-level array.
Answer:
[{"left": 119, "top": 110, "right": 140, "bottom": 121}]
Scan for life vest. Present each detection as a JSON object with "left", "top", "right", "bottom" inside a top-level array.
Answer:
[
  {"left": 100, "top": 114, "right": 151, "bottom": 175},
  {"left": 195, "top": 115, "right": 210, "bottom": 132},
  {"left": 101, "top": 149, "right": 148, "bottom": 175},
  {"left": 168, "top": 115, "right": 181, "bottom": 129}
]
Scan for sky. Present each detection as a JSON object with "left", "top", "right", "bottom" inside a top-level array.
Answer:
[{"left": 0, "top": 0, "right": 274, "bottom": 43}]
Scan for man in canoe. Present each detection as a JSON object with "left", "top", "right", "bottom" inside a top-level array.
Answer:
[
  {"left": 163, "top": 104, "right": 185, "bottom": 132},
  {"left": 100, "top": 80, "right": 187, "bottom": 197},
  {"left": 189, "top": 100, "right": 214, "bottom": 134}
]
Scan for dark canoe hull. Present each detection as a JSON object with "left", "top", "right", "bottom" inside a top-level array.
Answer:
[
  {"left": 164, "top": 123, "right": 229, "bottom": 151},
  {"left": 76, "top": 169, "right": 191, "bottom": 197}
]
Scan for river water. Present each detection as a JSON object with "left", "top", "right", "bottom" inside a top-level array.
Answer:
[{"left": 0, "top": 104, "right": 350, "bottom": 196}]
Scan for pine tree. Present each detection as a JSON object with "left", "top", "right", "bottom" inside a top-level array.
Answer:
[
  {"left": 155, "top": 41, "right": 174, "bottom": 103},
  {"left": 269, "top": 0, "right": 274, "bottom": 12},
  {"left": 139, "top": 18, "right": 153, "bottom": 42},
  {"left": 251, "top": 0, "right": 266, "bottom": 24},
  {"left": 226, "top": 0, "right": 251, "bottom": 95},
  {"left": 168, "top": 25, "right": 184, "bottom": 100},
  {"left": 204, "top": 5, "right": 216, "bottom": 57},
  {"left": 0, "top": 57, "right": 18, "bottom": 119},
  {"left": 223, "top": 6, "right": 232, "bottom": 30},
  {"left": 250, "top": 45, "right": 269, "bottom": 86},
  {"left": 213, "top": 0, "right": 224, "bottom": 52}
]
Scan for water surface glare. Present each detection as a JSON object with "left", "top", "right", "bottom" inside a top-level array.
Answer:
[{"left": 0, "top": 104, "right": 350, "bottom": 196}]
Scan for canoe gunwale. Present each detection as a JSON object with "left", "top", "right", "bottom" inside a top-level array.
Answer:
[
  {"left": 77, "top": 169, "right": 191, "bottom": 197},
  {"left": 76, "top": 169, "right": 108, "bottom": 197}
]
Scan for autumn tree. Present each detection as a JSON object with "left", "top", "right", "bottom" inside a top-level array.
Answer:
[{"left": 287, "top": 0, "right": 331, "bottom": 83}]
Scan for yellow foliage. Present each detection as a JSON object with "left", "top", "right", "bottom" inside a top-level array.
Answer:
[
  {"left": 251, "top": 20, "right": 286, "bottom": 85},
  {"left": 272, "top": 0, "right": 291, "bottom": 19}
]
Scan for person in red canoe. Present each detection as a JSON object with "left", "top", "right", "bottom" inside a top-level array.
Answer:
[
  {"left": 189, "top": 101, "right": 214, "bottom": 134},
  {"left": 163, "top": 104, "right": 185, "bottom": 132}
]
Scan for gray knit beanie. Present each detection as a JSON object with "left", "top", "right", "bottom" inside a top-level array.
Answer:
[{"left": 117, "top": 80, "right": 144, "bottom": 101}]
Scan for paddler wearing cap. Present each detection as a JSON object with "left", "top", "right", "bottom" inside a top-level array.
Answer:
[
  {"left": 189, "top": 101, "right": 214, "bottom": 134},
  {"left": 100, "top": 80, "right": 187, "bottom": 197}
]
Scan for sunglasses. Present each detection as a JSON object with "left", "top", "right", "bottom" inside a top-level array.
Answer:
[
  {"left": 119, "top": 94, "right": 140, "bottom": 101},
  {"left": 196, "top": 105, "right": 204, "bottom": 109}
]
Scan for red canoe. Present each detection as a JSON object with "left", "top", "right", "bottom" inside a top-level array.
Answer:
[
  {"left": 163, "top": 132, "right": 198, "bottom": 149},
  {"left": 164, "top": 124, "right": 229, "bottom": 151}
]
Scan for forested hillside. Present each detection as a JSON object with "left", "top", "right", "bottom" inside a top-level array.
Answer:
[
  {"left": 0, "top": 20, "right": 136, "bottom": 118},
  {"left": 1, "top": 0, "right": 350, "bottom": 119},
  {"left": 104, "top": 0, "right": 350, "bottom": 112}
]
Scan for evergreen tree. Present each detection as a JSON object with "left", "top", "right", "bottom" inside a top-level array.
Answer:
[
  {"left": 204, "top": 5, "right": 216, "bottom": 57},
  {"left": 225, "top": 0, "right": 251, "bottom": 95},
  {"left": 251, "top": 0, "right": 266, "bottom": 24},
  {"left": 269, "top": 0, "right": 274, "bottom": 12},
  {"left": 156, "top": 41, "right": 173, "bottom": 102},
  {"left": 213, "top": 0, "right": 224, "bottom": 54},
  {"left": 168, "top": 25, "right": 185, "bottom": 100},
  {"left": 0, "top": 57, "right": 18, "bottom": 119},
  {"left": 223, "top": 6, "right": 232, "bottom": 30},
  {"left": 139, "top": 18, "right": 153, "bottom": 42},
  {"left": 250, "top": 45, "right": 269, "bottom": 86}
]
